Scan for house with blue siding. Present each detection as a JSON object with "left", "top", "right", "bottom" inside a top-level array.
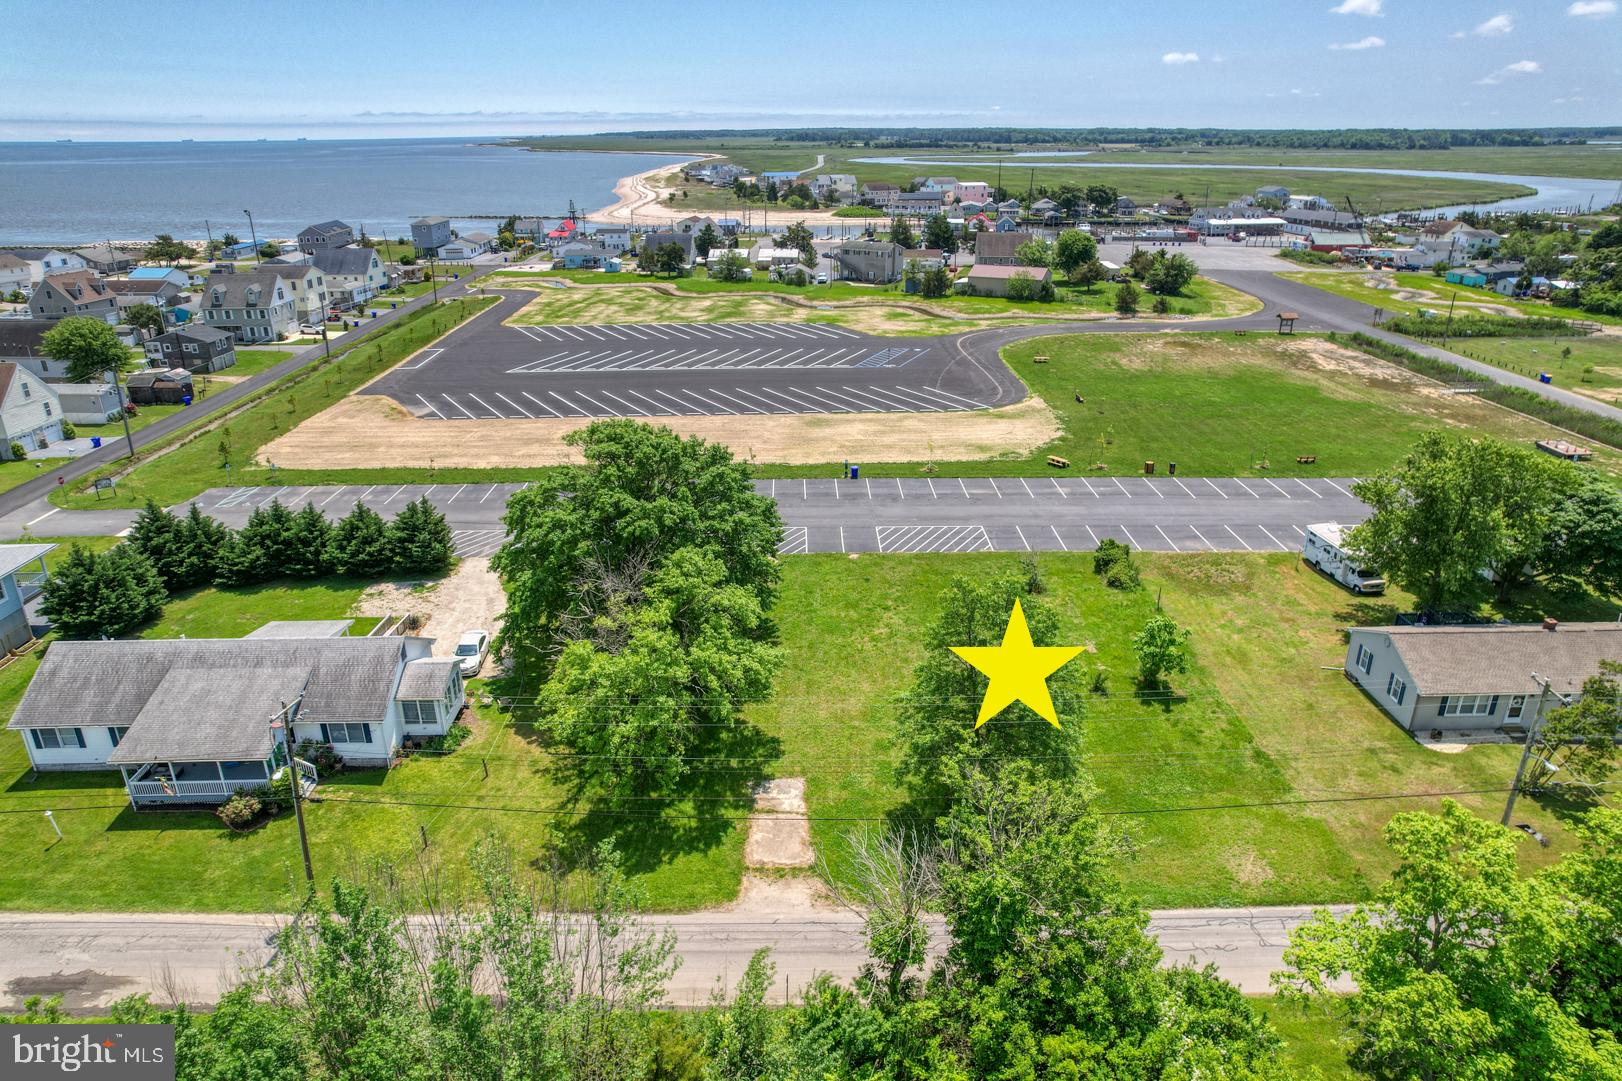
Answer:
[{"left": 0, "top": 542, "right": 54, "bottom": 652}]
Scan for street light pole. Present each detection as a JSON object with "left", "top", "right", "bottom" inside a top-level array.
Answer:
[{"left": 243, "top": 209, "right": 260, "bottom": 265}]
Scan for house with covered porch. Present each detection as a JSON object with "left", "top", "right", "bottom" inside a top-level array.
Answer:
[
  {"left": 0, "top": 542, "right": 54, "bottom": 652},
  {"left": 7, "top": 622, "right": 465, "bottom": 807}
]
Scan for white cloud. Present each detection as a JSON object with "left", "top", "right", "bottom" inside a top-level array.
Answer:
[
  {"left": 1290, "top": 88, "right": 1324, "bottom": 97},
  {"left": 1330, "top": 0, "right": 1383, "bottom": 14},
  {"left": 1472, "top": 13, "right": 1514, "bottom": 34},
  {"left": 1567, "top": 1, "right": 1616, "bottom": 16},
  {"left": 1329, "top": 35, "right": 1386, "bottom": 49},
  {"left": 1475, "top": 59, "right": 1542, "bottom": 84},
  {"left": 1161, "top": 51, "right": 1200, "bottom": 64}
]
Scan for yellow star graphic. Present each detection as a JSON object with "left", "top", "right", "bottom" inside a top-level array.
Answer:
[{"left": 950, "top": 599, "right": 1083, "bottom": 730}]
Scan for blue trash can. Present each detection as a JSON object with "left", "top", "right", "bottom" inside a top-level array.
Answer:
[
  {"left": 390, "top": 301, "right": 397, "bottom": 309},
  {"left": 90, "top": 436, "right": 102, "bottom": 448},
  {"left": 182, "top": 395, "right": 193, "bottom": 406},
  {"left": 1539, "top": 371, "right": 1552, "bottom": 384},
  {"left": 849, "top": 465, "right": 859, "bottom": 479}
]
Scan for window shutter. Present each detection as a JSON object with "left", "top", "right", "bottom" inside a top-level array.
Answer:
[
  {"left": 1438, "top": 696, "right": 1449, "bottom": 716},
  {"left": 108, "top": 727, "right": 120, "bottom": 747},
  {"left": 1488, "top": 695, "right": 1499, "bottom": 716},
  {"left": 30, "top": 730, "right": 42, "bottom": 750},
  {"left": 320, "top": 723, "right": 331, "bottom": 743},
  {"left": 361, "top": 723, "right": 372, "bottom": 744},
  {"left": 74, "top": 728, "right": 85, "bottom": 748}
]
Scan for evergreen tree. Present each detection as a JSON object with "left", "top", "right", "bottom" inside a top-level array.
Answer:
[
  {"left": 214, "top": 500, "right": 298, "bottom": 586},
  {"left": 388, "top": 497, "right": 454, "bottom": 575},
  {"left": 41, "top": 544, "right": 166, "bottom": 639},
  {"left": 125, "top": 499, "right": 184, "bottom": 590},
  {"left": 169, "top": 504, "right": 229, "bottom": 591},
  {"left": 327, "top": 504, "right": 394, "bottom": 577},
  {"left": 888, "top": 216, "right": 917, "bottom": 251},
  {"left": 285, "top": 504, "right": 334, "bottom": 578}
]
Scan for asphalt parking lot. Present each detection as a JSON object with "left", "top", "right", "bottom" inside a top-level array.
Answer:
[
  {"left": 362, "top": 292, "right": 1025, "bottom": 421},
  {"left": 176, "top": 475, "right": 1366, "bottom": 557}
]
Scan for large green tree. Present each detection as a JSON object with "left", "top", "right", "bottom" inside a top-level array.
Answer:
[
  {"left": 1279, "top": 801, "right": 1622, "bottom": 1080},
  {"left": 124, "top": 303, "right": 165, "bottom": 338},
  {"left": 40, "top": 317, "right": 129, "bottom": 383},
  {"left": 922, "top": 213, "right": 957, "bottom": 255},
  {"left": 1053, "top": 228, "right": 1098, "bottom": 280},
  {"left": 693, "top": 221, "right": 718, "bottom": 259},
  {"left": 1539, "top": 471, "right": 1622, "bottom": 597},
  {"left": 387, "top": 496, "right": 453, "bottom": 576},
  {"left": 888, "top": 216, "right": 917, "bottom": 251},
  {"left": 893, "top": 573, "right": 1083, "bottom": 808},
  {"left": 145, "top": 234, "right": 191, "bottom": 264},
  {"left": 41, "top": 543, "right": 165, "bottom": 638},
  {"left": 1144, "top": 250, "right": 1198, "bottom": 295},
  {"left": 1349, "top": 433, "right": 1573, "bottom": 611}
]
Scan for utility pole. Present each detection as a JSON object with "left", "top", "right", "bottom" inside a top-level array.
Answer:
[
  {"left": 243, "top": 209, "right": 261, "bottom": 265},
  {"left": 109, "top": 363, "right": 136, "bottom": 459},
  {"left": 272, "top": 700, "right": 315, "bottom": 883},
  {"left": 1501, "top": 674, "right": 1557, "bottom": 826},
  {"left": 429, "top": 252, "right": 439, "bottom": 304},
  {"left": 1441, "top": 290, "right": 1458, "bottom": 348}
]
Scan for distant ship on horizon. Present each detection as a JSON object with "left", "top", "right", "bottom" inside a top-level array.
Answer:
[{"left": 55, "top": 138, "right": 72, "bottom": 144}]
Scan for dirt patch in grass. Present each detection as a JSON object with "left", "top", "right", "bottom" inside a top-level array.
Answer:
[
  {"left": 722, "top": 874, "right": 836, "bottom": 913},
  {"left": 352, "top": 555, "right": 506, "bottom": 658},
  {"left": 744, "top": 778, "right": 813, "bottom": 869},
  {"left": 261, "top": 393, "right": 1061, "bottom": 468}
]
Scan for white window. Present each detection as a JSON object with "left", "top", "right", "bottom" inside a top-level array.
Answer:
[
  {"left": 31, "top": 727, "right": 84, "bottom": 750},
  {"left": 20, "top": 382, "right": 29, "bottom": 399},
  {"left": 1442, "top": 695, "right": 1494, "bottom": 717},
  {"left": 401, "top": 700, "right": 437, "bottom": 725},
  {"left": 322, "top": 722, "right": 372, "bottom": 744},
  {"left": 1386, "top": 673, "right": 1407, "bottom": 706}
]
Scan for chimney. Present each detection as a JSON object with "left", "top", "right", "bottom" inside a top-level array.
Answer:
[{"left": 1542, "top": 618, "right": 1559, "bottom": 632}]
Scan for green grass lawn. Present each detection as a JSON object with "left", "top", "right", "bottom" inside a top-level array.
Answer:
[
  {"left": 1432, "top": 335, "right": 1622, "bottom": 406},
  {"left": 1, "top": 544, "right": 1603, "bottom": 914},
  {"left": 219, "top": 349, "right": 295, "bottom": 379},
  {"left": 1277, "top": 269, "right": 1622, "bottom": 327},
  {"left": 1253, "top": 996, "right": 1355, "bottom": 1080}
]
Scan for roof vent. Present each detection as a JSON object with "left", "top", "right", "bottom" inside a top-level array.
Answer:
[{"left": 1542, "top": 617, "right": 1559, "bottom": 632}]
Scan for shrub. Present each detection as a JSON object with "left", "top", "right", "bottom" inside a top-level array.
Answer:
[
  {"left": 417, "top": 721, "right": 472, "bottom": 754},
  {"left": 1104, "top": 560, "right": 1142, "bottom": 591},
  {"left": 40, "top": 543, "right": 166, "bottom": 638},
  {"left": 216, "top": 792, "right": 262, "bottom": 831},
  {"left": 294, "top": 738, "right": 342, "bottom": 775},
  {"left": 1004, "top": 271, "right": 1037, "bottom": 302},
  {"left": 1384, "top": 313, "right": 1584, "bottom": 339},
  {"left": 9, "top": 441, "right": 25, "bottom": 460},
  {"left": 60, "top": 421, "right": 77, "bottom": 439},
  {"left": 1019, "top": 555, "right": 1046, "bottom": 595},
  {"left": 1092, "top": 538, "right": 1131, "bottom": 576}
]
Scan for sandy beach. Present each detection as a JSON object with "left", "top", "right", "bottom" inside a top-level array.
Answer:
[{"left": 585, "top": 154, "right": 858, "bottom": 227}]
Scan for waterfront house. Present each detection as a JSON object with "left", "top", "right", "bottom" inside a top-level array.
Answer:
[
  {"left": 296, "top": 220, "right": 355, "bottom": 254},
  {"left": 219, "top": 240, "right": 261, "bottom": 261},
  {"left": 8, "top": 249, "right": 85, "bottom": 284},
  {"left": 830, "top": 240, "right": 905, "bottom": 283},
  {"left": 311, "top": 248, "right": 386, "bottom": 310},
  {"left": 557, "top": 241, "right": 614, "bottom": 269},
  {"left": 0, "top": 362, "right": 65, "bottom": 458},
  {"left": 0, "top": 542, "right": 54, "bottom": 651},
  {"left": 262, "top": 259, "right": 329, "bottom": 322},
  {"left": 0, "top": 253, "right": 31, "bottom": 296},
  {"left": 143, "top": 326, "right": 237, "bottom": 373},
  {"left": 127, "top": 266, "right": 191, "bottom": 290},
  {"left": 639, "top": 231, "right": 695, "bottom": 267},
  {"left": 29, "top": 271, "right": 119, "bottom": 323},
  {"left": 438, "top": 232, "right": 493, "bottom": 260},
  {"left": 1344, "top": 620, "right": 1622, "bottom": 737},
  {"left": 410, "top": 216, "right": 452, "bottom": 255},
  {"left": 197, "top": 270, "right": 297, "bottom": 342},
  {"left": 71, "top": 243, "right": 139, "bottom": 274},
  {"left": 6, "top": 627, "right": 465, "bottom": 806},
  {"left": 589, "top": 226, "right": 632, "bottom": 253},
  {"left": 1256, "top": 185, "right": 1291, "bottom": 202}
]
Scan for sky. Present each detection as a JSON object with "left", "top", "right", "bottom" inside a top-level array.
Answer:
[{"left": 2, "top": 0, "right": 1619, "bottom": 140}]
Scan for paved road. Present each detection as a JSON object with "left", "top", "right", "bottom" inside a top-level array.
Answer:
[
  {"left": 0, "top": 904, "right": 1346, "bottom": 1010},
  {"left": 0, "top": 476, "right": 1368, "bottom": 556}
]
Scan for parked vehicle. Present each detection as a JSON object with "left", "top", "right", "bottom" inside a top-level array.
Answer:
[
  {"left": 454, "top": 629, "right": 490, "bottom": 677},
  {"left": 1302, "top": 523, "right": 1385, "bottom": 595},
  {"left": 298, "top": 324, "right": 325, "bottom": 335}
]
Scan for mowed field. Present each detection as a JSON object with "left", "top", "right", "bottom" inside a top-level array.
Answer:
[{"left": 2, "top": 546, "right": 1607, "bottom": 914}]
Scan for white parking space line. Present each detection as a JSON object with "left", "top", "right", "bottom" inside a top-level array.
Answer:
[
  {"left": 517, "top": 324, "right": 558, "bottom": 341},
  {"left": 836, "top": 385, "right": 911, "bottom": 411},
  {"left": 552, "top": 326, "right": 589, "bottom": 340},
  {"left": 1292, "top": 525, "right": 1306, "bottom": 535},
  {"left": 1223, "top": 525, "right": 1253, "bottom": 551},
  {"left": 1155, "top": 525, "right": 1179, "bottom": 551},
  {"left": 1080, "top": 477, "right": 1099, "bottom": 498},
  {"left": 1015, "top": 526, "right": 1031, "bottom": 551},
  {"left": 910, "top": 384, "right": 988, "bottom": 410},
  {"left": 1171, "top": 477, "right": 1197, "bottom": 498},
  {"left": 1144, "top": 477, "right": 1165, "bottom": 499},
  {"left": 704, "top": 387, "right": 764, "bottom": 413},
  {"left": 479, "top": 484, "right": 499, "bottom": 503},
  {"left": 398, "top": 347, "right": 443, "bottom": 371},
  {"left": 445, "top": 484, "right": 468, "bottom": 503},
  {"left": 777, "top": 526, "right": 809, "bottom": 555},
  {"left": 872, "top": 385, "right": 946, "bottom": 412},
  {"left": 415, "top": 394, "right": 445, "bottom": 418},
  {"left": 728, "top": 387, "right": 797, "bottom": 413},
  {"left": 521, "top": 391, "right": 564, "bottom": 417},
  {"left": 599, "top": 390, "right": 650, "bottom": 416},
  {"left": 612, "top": 325, "right": 653, "bottom": 340},
  {"left": 677, "top": 387, "right": 739, "bottom": 415},
  {"left": 1120, "top": 525, "right": 1142, "bottom": 549},
  {"left": 620, "top": 389, "right": 671, "bottom": 415},
  {"left": 1188, "top": 525, "right": 1215, "bottom": 550},
  {"left": 1234, "top": 479, "right": 1262, "bottom": 498},
  {"left": 1113, "top": 477, "right": 1133, "bottom": 499},
  {"left": 442, "top": 395, "right": 480, "bottom": 419},
  {"left": 466, "top": 392, "right": 506, "bottom": 418},
  {"left": 1264, "top": 479, "right": 1293, "bottom": 499},
  {"left": 546, "top": 391, "right": 588, "bottom": 416},
  {"left": 1205, "top": 478, "right": 1229, "bottom": 499},
  {"left": 1323, "top": 479, "right": 1354, "bottom": 497},
  {"left": 791, "top": 386, "right": 869, "bottom": 413},
  {"left": 1256, "top": 525, "right": 1289, "bottom": 550},
  {"left": 385, "top": 485, "right": 409, "bottom": 503},
  {"left": 767, "top": 386, "right": 829, "bottom": 412},
  {"left": 1051, "top": 478, "right": 1068, "bottom": 498},
  {"left": 573, "top": 389, "right": 623, "bottom": 415},
  {"left": 1295, "top": 479, "right": 1323, "bottom": 498},
  {"left": 1084, "top": 524, "right": 1099, "bottom": 546},
  {"left": 318, "top": 486, "right": 348, "bottom": 507}
]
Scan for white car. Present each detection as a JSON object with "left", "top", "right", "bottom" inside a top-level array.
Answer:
[
  {"left": 298, "top": 323, "right": 326, "bottom": 336},
  {"left": 454, "top": 630, "right": 490, "bottom": 677}
]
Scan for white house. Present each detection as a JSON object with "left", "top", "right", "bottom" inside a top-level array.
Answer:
[
  {"left": 589, "top": 226, "right": 632, "bottom": 254},
  {"left": 1412, "top": 221, "right": 1502, "bottom": 267},
  {"left": 1287, "top": 194, "right": 1333, "bottom": 211},
  {"left": 438, "top": 232, "right": 493, "bottom": 260},
  {"left": 0, "top": 253, "right": 31, "bottom": 296},
  {"left": 311, "top": 248, "right": 387, "bottom": 310},
  {"left": 262, "top": 258, "right": 329, "bottom": 322},
  {"left": 196, "top": 270, "right": 298, "bottom": 342},
  {"left": 0, "top": 362, "right": 65, "bottom": 457},
  {"left": 747, "top": 239, "right": 803, "bottom": 270},
  {"left": 7, "top": 624, "right": 466, "bottom": 807},
  {"left": 917, "top": 176, "right": 959, "bottom": 193},
  {"left": 1344, "top": 619, "right": 1622, "bottom": 736},
  {"left": 53, "top": 382, "right": 123, "bottom": 425},
  {"left": 8, "top": 249, "right": 86, "bottom": 284}
]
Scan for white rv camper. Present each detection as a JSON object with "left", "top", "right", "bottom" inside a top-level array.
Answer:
[{"left": 1302, "top": 522, "right": 1385, "bottom": 595}]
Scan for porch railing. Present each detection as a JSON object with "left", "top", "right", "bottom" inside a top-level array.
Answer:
[
  {"left": 15, "top": 571, "right": 46, "bottom": 601},
  {"left": 127, "top": 777, "right": 261, "bottom": 803}
]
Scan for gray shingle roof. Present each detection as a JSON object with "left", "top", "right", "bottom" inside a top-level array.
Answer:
[
  {"left": 9, "top": 638, "right": 410, "bottom": 763},
  {"left": 396, "top": 659, "right": 457, "bottom": 700},
  {"left": 1379, "top": 622, "right": 1622, "bottom": 696},
  {"left": 199, "top": 270, "right": 290, "bottom": 309},
  {"left": 0, "top": 319, "right": 55, "bottom": 357},
  {"left": 0, "top": 542, "right": 56, "bottom": 579},
  {"left": 299, "top": 220, "right": 351, "bottom": 238},
  {"left": 310, "top": 248, "right": 380, "bottom": 276},
  {"left": 974, "top": 232, "right": 1035, "bottom": 261}
]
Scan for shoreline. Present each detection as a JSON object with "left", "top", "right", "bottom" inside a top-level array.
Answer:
[{"left": 584, "top": 153, "right": 858, "bottom": 227}]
